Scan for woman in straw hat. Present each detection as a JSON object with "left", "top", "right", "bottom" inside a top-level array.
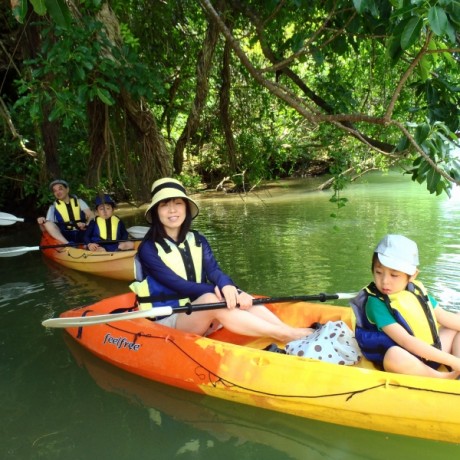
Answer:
[{"left": 134, "top": 178, "right": 313, "bottom": 341}]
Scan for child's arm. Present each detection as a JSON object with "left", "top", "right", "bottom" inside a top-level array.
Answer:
[{"left": 383, "top": 323, "right": 460, "bottom": 370}]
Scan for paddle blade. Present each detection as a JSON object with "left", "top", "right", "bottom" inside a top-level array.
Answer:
[
  {"left": 336, "top": 293, "right": 358, "bottom": 300},
  {"left": 128, "top": 226, "right": 149, "bottom": 239},
  {"left": 42, "top": 306, "right": 173, "bottom": 328},
  {"left": 0, "top": 212, "right": 25, "bottom": 226},
  {"left": 0, "top": 246, "right": 39, "bottom": 257}
]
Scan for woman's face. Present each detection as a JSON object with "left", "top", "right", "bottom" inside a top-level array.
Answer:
[{"left": 157, "top": 198, "right": 187, "bottom": 238}]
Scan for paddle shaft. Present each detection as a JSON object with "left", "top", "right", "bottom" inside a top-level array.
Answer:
[
  {"left": 42, "top": 293, "right": 355, "bottom": 328},
  {"left": 0, "top": 237, "right": 143, "bottom": 257}
]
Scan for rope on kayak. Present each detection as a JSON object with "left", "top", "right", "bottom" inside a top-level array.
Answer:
[
  {"left": 65, "top": 251, "right": 117, "bottom": 259},
  {"left": 100, "top": 324, "right": 460, "bottom": 400}
]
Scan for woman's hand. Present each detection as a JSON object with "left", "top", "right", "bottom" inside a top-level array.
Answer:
[{"left": 220, "top": 285, "right": 253, "bottom": 310}]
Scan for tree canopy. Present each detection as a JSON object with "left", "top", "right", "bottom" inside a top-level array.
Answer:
[{"left": 1, "top": 0, "right": 459, "bottom": 212}]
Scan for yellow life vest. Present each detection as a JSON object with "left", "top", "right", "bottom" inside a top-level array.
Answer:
[
  {"left": 130, "top": 231, "right": 203, "bottom": 311},
  {"left": 387, "top": 281, "right": 439, "bottom": 346},
  {"left": 156, "top": 231, "right": 203, "bottom": 282},
  {"left": 54, "top": 197, "right": 83, "bottom": 230},
  {"left": 95, "top": 215, "right": 120, "bottom": 240}
]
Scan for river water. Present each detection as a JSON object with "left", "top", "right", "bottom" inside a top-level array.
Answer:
[{"left": 1, "top": 172, "right": 459, "bottom": 459}]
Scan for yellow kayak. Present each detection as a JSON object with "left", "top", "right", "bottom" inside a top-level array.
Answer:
[
  {"left": 56, "top": 292, "right": 460, "bottom": 444},
  {"left": 40, "top": 231, "right": 138, "bottom": 281}
]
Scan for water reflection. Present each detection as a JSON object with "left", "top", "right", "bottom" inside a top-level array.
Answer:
[
  {"left": 64, "top": 336, "right": 460, "bottom": 460},
  {"left": 2, "top": 172, "right": 460, "bottom": 460},
  {"left": 0, "top": 281, "right": 44, "bottom": 308}
]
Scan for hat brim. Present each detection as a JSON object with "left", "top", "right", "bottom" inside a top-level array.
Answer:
[{"left": 377, "top": 253, "right": 417, "bottom": 276}]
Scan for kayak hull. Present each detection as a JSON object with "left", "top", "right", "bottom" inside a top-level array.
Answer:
[
  {"left": 60, "top": 292, "right": 460, "bottom": 444},
  {"left": 40, "top": 231, "right": 138, "bottom": 281}
]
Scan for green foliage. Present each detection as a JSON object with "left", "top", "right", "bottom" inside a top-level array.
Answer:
[
  {"left": 4, "top": 0, "right": 460, "bottom": 209},
  {"left": 407, "top": 120, "right": 459, "bottom": 195}
]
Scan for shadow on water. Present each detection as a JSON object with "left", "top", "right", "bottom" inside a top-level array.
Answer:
[{"left": 61, "top": 336, "right": 460, "bottom": 460}]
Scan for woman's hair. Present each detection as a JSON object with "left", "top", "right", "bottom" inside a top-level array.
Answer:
[{"left": 144, "top": 198, "right": 193, "bottom": 243}]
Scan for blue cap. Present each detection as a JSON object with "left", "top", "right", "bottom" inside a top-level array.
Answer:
[{"left": 95, "top": 194, "right": 116, "bottom": 208}]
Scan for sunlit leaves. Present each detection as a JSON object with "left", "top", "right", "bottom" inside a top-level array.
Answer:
[
  {"left": 408, "top": 121, "right": 460, "bottom": 195},
  {"left": 12, "top": 0, "right": 28, "bottom": 23},
  {"left": 401, "top": 17, "right": 422, "bottom": 50},
  {"left": 428, "top": 6, "right": 448, "bottom": 36},
  {"left": 30, "top": 0, "right": 46, "bottom": 16}
]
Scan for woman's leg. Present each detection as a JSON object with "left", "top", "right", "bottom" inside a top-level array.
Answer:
[
  {"left": 439, "top": 326, "right": 460, "bottom": 357},
  {"left": 175, "top": 293, "right": 313, "bottom": 341}
]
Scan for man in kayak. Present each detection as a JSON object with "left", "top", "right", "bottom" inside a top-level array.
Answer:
[
  {"left": 352, "top": 234, "right": 460, "bottom": 379},
  {"left": 37, "top": 179, "right": 94, "bottom": 244},
  {"left": 132, "top": 177, "right": 314, "bottom": 341},
  {"left": 85, "top": 194, "right": 134, "bottom": 252}
]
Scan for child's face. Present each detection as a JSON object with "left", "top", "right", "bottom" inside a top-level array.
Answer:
[
  {"left": 96, "top": 204, "right": 114, "bottom": 218},
  {"left": 372, "top": 259, "right": 414, "bottom": 295}
]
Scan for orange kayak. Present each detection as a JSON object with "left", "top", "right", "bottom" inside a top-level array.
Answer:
[
  {"left": 57, "top": 292, "right": 460, "bottom": 444},
  {"left": 40, "top": 231, "right": 139, "bottom": 281}
]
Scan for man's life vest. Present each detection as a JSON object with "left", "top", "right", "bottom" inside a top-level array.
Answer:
[
  {"left": 350, "top": 281, "right": 441, "bottom": 364},
  {"left": 130, "top": 231, "right": 203, "bottom": 312},
  {"left": 54, "top": 196, "right": 85, "bottom": 232}
]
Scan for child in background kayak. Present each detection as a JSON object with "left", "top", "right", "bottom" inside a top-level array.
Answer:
[
  {"left": 134, "top": 177, "right": 314, "bottom": 341},
  {"left": 351, "top": 234, "right": 460, "bottom": 379},
  {"left": 85, "top": 194, "right": 135, "bottom": 252},
  {"left": 37, "top": 179, "right": 94, "bottom": 244}
]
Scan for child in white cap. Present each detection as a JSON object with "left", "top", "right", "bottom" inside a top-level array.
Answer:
[
  {"left": 351, "top": 234, "right": 460, "bottom": 379},
  {"left": 134, "top": 177, "right": 314, "bottom": 342}
]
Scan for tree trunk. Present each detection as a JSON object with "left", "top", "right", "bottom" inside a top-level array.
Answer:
[
  {"left": 120, "top": 90, "right": 172, "bottom": 200},
  {"left": 173, "top": 6, "right": 221, "bottom": 174},
  {"left": 219, "top": 39, "right": 237, "bottom": 172},
  {"left": 21, "top": 10, "right": 61, "bottom": 180},
  {"left": 90, "top": 3, "right": 172, "bottom": 201},
  {"left": 86, "top": 98, "right": 108, "bottom": 186}
]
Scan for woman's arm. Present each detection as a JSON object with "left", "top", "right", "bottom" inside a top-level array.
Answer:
[{"left": 200, "top": 235, "right": 234, "bottom": 289}]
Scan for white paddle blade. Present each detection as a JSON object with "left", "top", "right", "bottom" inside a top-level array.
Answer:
[
  {"left": 42, "top": 306, "right": 173, "bottom": 328},
  {"left": 0, "top": 246, "right": 40, "bottom": 257},
  {"left": 127, "top": 226, "right": 149, "bottom": 239},
  {"left": 336, "top": 292, "right": 358, "bottom": 299},
  {"left": 0, "top": 212, "right": 25, "bottom": 225}
]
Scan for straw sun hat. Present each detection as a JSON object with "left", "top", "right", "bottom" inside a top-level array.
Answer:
[{"left": 145, "top": 178, "right": 199, "bottom": 223}]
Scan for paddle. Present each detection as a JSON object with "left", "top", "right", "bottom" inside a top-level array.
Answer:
[
  {"left": 0, "top": 233, "right": 143, "bottom": 258},
  {"left": 127, "top": 225, "right": 149, "bottom": 238},
  {"left": 0, "top": 212, "right": 25, "bottom": 226},
  {"left": 42, "top": 292, "right": 356, "bottom": 328}
]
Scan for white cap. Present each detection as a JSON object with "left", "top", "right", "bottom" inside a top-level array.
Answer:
[{"left": 375, "top": 234, "right": 419, "bottom": 275}]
